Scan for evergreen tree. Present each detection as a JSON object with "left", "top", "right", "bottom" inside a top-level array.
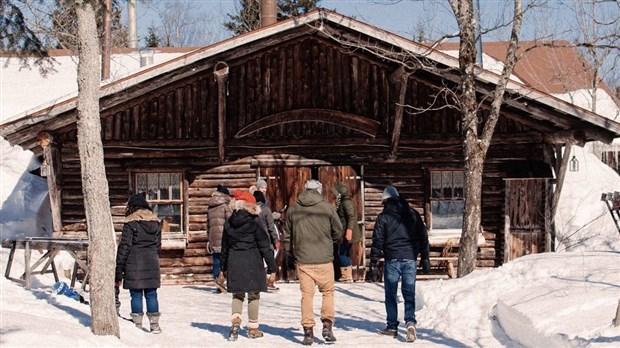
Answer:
[
  {"left": 224, "top": 0, "right": 321, "bottom": 35},
  {"left": 0, "top": 0, "right": 53, "bottom": 75},
  {"left": 143, "top": 26, "right": 160, "bottom": 47}
]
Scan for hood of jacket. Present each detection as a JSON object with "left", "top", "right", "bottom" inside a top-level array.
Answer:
[
  {"left": 296, "top": 189, "right": 325, "bottom": 207},
  {"left": 126, "top": 209, "right": 159, "bottom": 223},
  {"left": 228, "top": 208, "right": 258, "bottom": 229},
  {"left": 331, "top": 182, "right": 349, "bottom": 197},
  {"left": 209, "top": 191, "right": 231, "bottom": 208},
  {"left": 384, "top": 197, "right": 402, "bottom": 210},
  {"left": 125, "top": 209, "right": 161, "bottom": 234}
]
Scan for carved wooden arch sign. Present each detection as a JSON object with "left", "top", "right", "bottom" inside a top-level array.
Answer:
[{"left": 235, "top": 108, "right": 380, "bottom": 139}]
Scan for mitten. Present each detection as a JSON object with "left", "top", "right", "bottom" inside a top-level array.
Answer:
[
  {"left": 422, "top": 257, "right": 431, "bottom": 275},
  {"left": 286, "top": 252, "right": 297, "bottom": 269},
  {"left": 368, "top": 262, "right": 379, "bottom": 282}
]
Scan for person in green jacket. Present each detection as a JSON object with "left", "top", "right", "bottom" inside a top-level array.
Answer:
[
  {"left": 331, "top": 182, "right": 363, "bottom": 282},
  {"left": 284, "top": 179, "right": 343, "bottom": 346}
]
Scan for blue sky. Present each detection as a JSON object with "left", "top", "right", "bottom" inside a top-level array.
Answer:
[{"left": 134, "top": 0, "right": 612, "bottom": 45}]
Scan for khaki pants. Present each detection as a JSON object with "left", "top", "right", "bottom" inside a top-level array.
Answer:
[
  {"left": 350, "top": 241, "right": 363, "bottom": 267},
  {"left": 297, "top": 262, "right": 335, "bottom": 328},
  {"left": 232, "top": 292, "right": 260, "bottom": 322}
]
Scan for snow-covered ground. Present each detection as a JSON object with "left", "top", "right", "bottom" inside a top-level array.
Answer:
[
  {"left": 1, "top": 139, "right": 620, "bottom": 347},
  {"left": 1, "top": 245, "right": 619, "bottom": 347}
]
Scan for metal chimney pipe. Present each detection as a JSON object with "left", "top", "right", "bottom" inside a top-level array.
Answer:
[
  {"left": 473, "top": 0, "right": 484, "bottom": 68},
  {"left": 127, "top": 0, "right": 138, "bottom": 49},
  {"left": 260, "top": 0, "right": 277, "bottom": 27},
  {"left": 101, "top": 0, "right": 111, "bottom": 80}
]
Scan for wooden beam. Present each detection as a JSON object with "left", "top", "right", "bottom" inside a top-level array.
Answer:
[
  {"left": 551, "top": 143, "right": 572, "bottom": 220},
  {"left": 39, "top": 132, "right": 63, "bottom": 235},
  {"left": 214, "top": 62, "right": 229, "bottom": 164},
  {"left": 234, "top": 109, "right": 381, "bottom": 138},
  {"left": 503, "top": 180, "right": 512, "bottom": 263},
  {"left": 389, "top": 70, "right": 410, "bottom": 159},
  {"left": 543, "top": 129, "right": 586, "bottom": 146}
]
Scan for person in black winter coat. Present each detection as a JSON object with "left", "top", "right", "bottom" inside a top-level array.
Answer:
[
  {"left": 369, "top": 186, "right": 430, "bottom": 343},
  {"left": 115, "top": 193, "right": 162, "bottom": 334},
  {"left": 221, "top": 190, "right": 277, "bottom": 341}
]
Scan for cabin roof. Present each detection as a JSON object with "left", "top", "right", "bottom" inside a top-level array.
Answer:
[{"left": 1, "top": 8, "right": 619, "bottom": 148}]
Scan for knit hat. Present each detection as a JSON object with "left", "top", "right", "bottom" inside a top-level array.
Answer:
[
  {"left": 256, "top": 179, "right": 267, "bottom": 189},
  {"left": 253, "top": 190, "right": 267, "bottom": 204},
  {"left": 216, "top": 184, "right": 230, "bottom": 195},
  {"left": 381, "top": 186, "right": 399, "bottom": 201},
  {"left": 304, "top": 179, "right": 323, "bottom": 194},
  {"left": 128, "top": 192, "right": 150, "bottom": 208},
  {"left": 237, "top": 191, "right": 256, "bottom": 204}
]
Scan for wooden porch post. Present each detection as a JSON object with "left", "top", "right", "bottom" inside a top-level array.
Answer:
[
  {"left": 214, "top": 62, "right": 229, "bottom": 164},
  {"left": 503, "top": 180, "right": 512, "bottom": 263},
  {"left": 389, "top": 66, "right": 410, "bottom": 160},
  {"left": 543, "top": 142, "right": 574, "bottom": 252},
  {"left": 39, "top": 132, "right": 63, "bottom": 236}
]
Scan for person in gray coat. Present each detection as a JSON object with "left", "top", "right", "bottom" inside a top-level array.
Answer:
[
  {"left": 115, "top": 193, "right": 162, "bottom": 333},
  {"left": 254, "top": 190, "right": 280, "bottom": 292},
  {"left": 207, "top": 184, "right": 232, "bottom": 293}
]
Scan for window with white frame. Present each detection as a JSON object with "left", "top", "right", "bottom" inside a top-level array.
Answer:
[
  {"left": 430, "top": 170, "right": 464, "bottom": 231},
  {"left": 135, "top": 172, "right": 183, "bottom": 233}
]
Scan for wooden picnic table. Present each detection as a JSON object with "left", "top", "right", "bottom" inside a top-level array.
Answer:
[{"left": 2, "top": 237, "right": 89, "bottom": 290}]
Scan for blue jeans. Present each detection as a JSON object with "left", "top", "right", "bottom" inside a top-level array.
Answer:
[
  {"left": 383, "top": 259, "right": 417, "bottom": 329},
  {"left": 213, "top": 253, "right": 221, "bottom": 278},
  {"left": 339, "top": 242, "right": 352, "bottom": 267},
  {"left": 129, "top": 288, "right": 159, "bottom": 314}
]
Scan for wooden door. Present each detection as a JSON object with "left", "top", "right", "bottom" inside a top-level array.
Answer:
[
  {"left": 504, "top": 179, "right": 547, "bottom": 261},
  {"left": 259, "top": 165, "right": 363, "bottom": 280}
]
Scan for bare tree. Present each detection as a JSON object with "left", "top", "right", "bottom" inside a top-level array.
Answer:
[
  {"left": 146, "top": 1, "right": 223, "bottom": 47},
  {"left": 449, "top": 0, "right": 523, "bottom": 277},
  {"left": 75, "top": 0, "right": 119, "bottom": 337}
]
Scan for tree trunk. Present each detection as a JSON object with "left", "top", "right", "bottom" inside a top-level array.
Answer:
[
  {"left": 75, "top": 1, "right": 119, "bottom": 337},
  {"left": 451, "top": 0, "right": 482, "bottom": 277},
  {"left": 452, "top": 0, "right": 523, "bottom": 277}
]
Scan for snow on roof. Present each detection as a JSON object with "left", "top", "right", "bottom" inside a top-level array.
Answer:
[
  {"left": 1, "top": 48, "right": 196, "bottom": 123},
  {"left": 439, "top": 41, "right": 620, "bottom": 122}
]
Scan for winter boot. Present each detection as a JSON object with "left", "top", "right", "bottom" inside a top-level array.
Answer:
[
  {"left": 130, "top": 312, "right": 143, "bottom": 329},
  {"left": 146, "top": 312, "right": 162, "bottom": 334},
  {"left": 267, "top": 273, "right": 280, "bottom": 292},
  {"left": 247, "top": 320, "right": 264, "bottom": 338},
  {"left": 229, "top": 317, "right": 241, "bottom": 341},
  {"left": 339, "top": 267, "right": 353, "bottom": 282},
  {"left": 215, "top": 273, "right": 228, "bottom": 294},
  {"left": 378, "top": 326, "right": 398, "bottom": 337},
  {"left": 321, "top": 320, "right": 337, "bottom": 344},
  {"left": 405, "top": 322, "right": 417, "bottom": 343},
  {"left": 302, "top": 326, "right": 314, "bottom": 345}
]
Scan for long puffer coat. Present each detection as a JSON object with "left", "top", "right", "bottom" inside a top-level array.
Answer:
[
  {"left": 221, "top": 202, "right": 277, "bottom": 293},
  {"left": 207, "top": 191, "right": 232, "bottom": 254},
  {"left": 115, "top": 209, "right": 162, "bottom": 289}
]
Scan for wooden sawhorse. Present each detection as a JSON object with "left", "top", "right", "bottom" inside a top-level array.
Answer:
[{"left": 2, "top": 237, "right": 90, "bottom": 290}]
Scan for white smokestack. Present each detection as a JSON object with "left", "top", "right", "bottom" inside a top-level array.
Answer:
[{"left": 128, "top": 0, "right": 138, "bottom": 49}]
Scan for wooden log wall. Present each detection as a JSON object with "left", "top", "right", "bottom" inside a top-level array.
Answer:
[{"left": 50, "top": 32, "right": 551, "bottom": 283}]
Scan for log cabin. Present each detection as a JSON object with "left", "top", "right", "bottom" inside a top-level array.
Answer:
[{"left": 2, "top": 9, "right": 620, "bottom": 284}]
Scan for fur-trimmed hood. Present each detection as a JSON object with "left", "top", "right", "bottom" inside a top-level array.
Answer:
[
  {"left": 229, "top": 198, "right": 261, "bottom": 215},
  {"left": 125, "top": 209, "right": 160, "bottom": 223}
]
